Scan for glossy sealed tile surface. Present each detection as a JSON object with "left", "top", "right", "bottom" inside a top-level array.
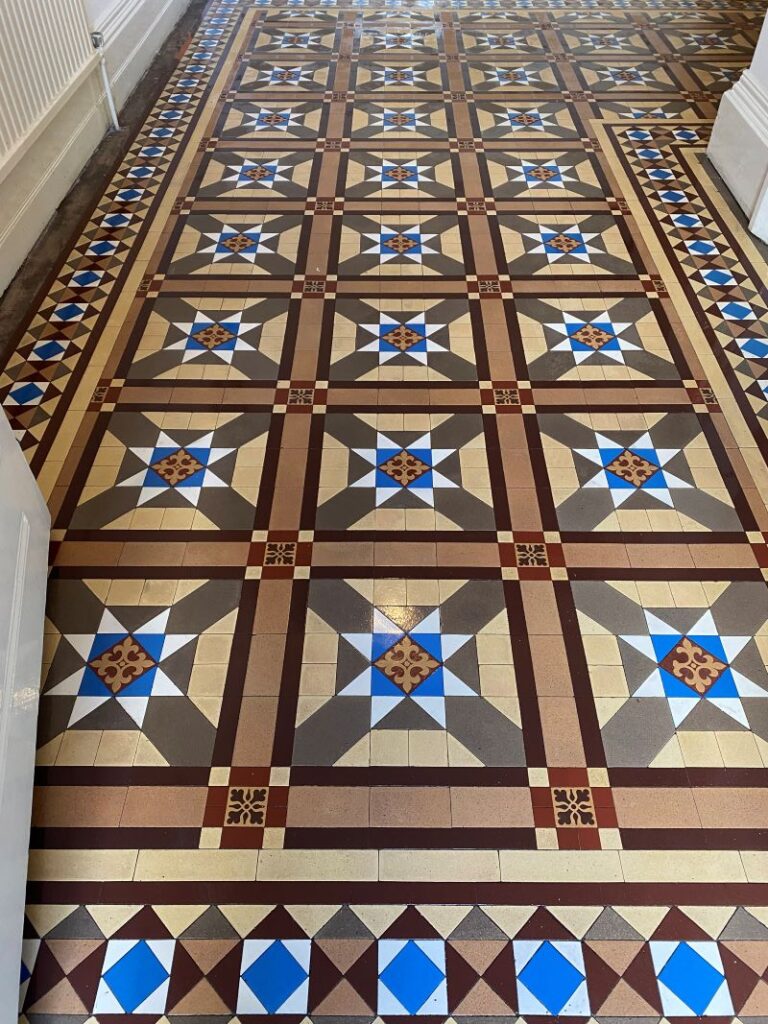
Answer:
[{"left": 8, "top": 0, "right": 768, "bottom": 1017}]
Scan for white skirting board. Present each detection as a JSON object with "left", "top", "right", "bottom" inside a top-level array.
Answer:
[{"left": 708, "top": 69, "right": 768, "bottom": 244}]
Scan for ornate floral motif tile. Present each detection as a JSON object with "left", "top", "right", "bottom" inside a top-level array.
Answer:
[
  {"left": 486, "top": 149, "right": 604, "bottom": 199},
  {"left": 355, "top": 60, "right": 445, "bottom": 92},
  {"left": 351, "top": 100, "right": 449, "bottom": 139},
  {"left": 575, "top": 60, "right": 679, "bottom": 92},
  {"left": 251, "top": 27, "right": 338, "bottom": 54},
  {"left": 465, "top": 60, "right": 561, "bottom": 92},
  {"left": 359, "top": 28, "right": 440, "bottom": 55},
  {"left": 166, "top": 212, "right": 302, "bottom": 277},
  {"left": 460, "top": 29, "right": 547, "bottom": 55},
  {"left": 220, "top": 99, "right": 325, "bottom": 140},
  {"left": 237, "top": 59, "right": 331, "bottom": 93},
  {"left": 345, "top": 149, "right": 456, "bottom": 199},
  {"left": 196, "top": 147, "right": 316, "bottom": 199},
  {"left": 474, "top": 99, "right": 579, "bottom": 139},
  {"left": 338, "top": 213, "right": 465, "bottom": 276},
  {"left": 498, "top": 212, "right": 637, "bottom": 276},
  {"left": 559, "top": 28, "right": 654, "bottom": 55}
]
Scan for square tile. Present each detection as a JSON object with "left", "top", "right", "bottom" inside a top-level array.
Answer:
[
  {"left": 573, "top": 580, "right": 768, "bottom": 766},
  {"left": 315, "top": 412, "right": 495, "bottom": 531},
  {"left": 292, "top": 578, "right": 524, "bottom": 766},
  {"left": 538, "top": 412, "right": 742, "bottom": 532}
]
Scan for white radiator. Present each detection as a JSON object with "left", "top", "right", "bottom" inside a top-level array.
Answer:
[{"left": 0, "top": 0, "right": 98, "bottom": 183}]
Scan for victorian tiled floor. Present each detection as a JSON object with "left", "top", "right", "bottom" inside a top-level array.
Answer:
[{"left": 8, "top": 0, "right": 768, "bottom": 1018}]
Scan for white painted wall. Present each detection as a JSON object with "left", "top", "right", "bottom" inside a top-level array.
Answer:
[
  {"left": 708, "top": 10, "right": 768, "bottom": 241},
  {"left": 0, "top": 0, "right": 193, "bottom": 297}
]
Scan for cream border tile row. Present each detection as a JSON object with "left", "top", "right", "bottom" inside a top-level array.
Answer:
[{"left": 26, "top": 847, "right": 755, "bottom": 883}]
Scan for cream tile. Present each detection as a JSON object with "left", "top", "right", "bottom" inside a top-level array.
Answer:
[
  {"left": 620, "top": 850, "right": 746, "bottom": 883},
  {"left": 28, "top": 849, "right": 138, "bottom": 882},
  {"left": 380, "top": 850, "right": 500, "bottom": 882},
  {"left": 134, "top": 850, "right": 258, "bottom": 881},
  {"left": 257, "top": 850, "right": 377, "bottom": 881},
  {"left": 500, "top": 850, "right": 622, "bottom": 882}
]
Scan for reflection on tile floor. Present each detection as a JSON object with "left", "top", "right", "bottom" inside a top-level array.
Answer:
[{"left": 7, "top": 0, "right": 768, "bottom": 1016}]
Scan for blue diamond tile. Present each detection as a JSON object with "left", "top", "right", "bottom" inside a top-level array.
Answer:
[
  {"left": 652, "top": 942, "right": 731, "bottom": 1016},
  {"left": 128, "top": 165, "right": 156, "bottom": 179},
  {"left": 7, "top": 382, "right": 46, "bottom": 406},
  {"left": 673, "top": 213, "right": 703, "bottom": 228},
  {"left": 87, "top": 240, "right": 119, "bottom": 256},
  {"left": 379, "top": 940, "right": 447, "bottom": 1015},
  {"left": 101, "top": 940, "right": 170, "bottom": 1014},
  {"left": 52, "top": 302, "right": 86, "bottom": 322},
  {"left": 516, "top": 940, "right": 587, "bottom": 1016},
  {"left": 719, "top": 301, "right": 754, "bottom": 320},
  {"left": 115, "top": 188, "right": 144, "bottom": 202},
  {"left": 700, "top": 268, "right": 736, "bottom": 286},
  {"left": 240, "top": 940, "right": 309, "bottom": 1014},
  {"left": 70, "top": 270, "right": 103, "bottom": 288},
  {"left": 102, "top": 212, "right": 132, "bottom": 229},
  {"left": 737, "top": 337, "right": 768, "bottom": 359},
  {"left": 30, "top": 340, "right": 66, "bottom": 361}
]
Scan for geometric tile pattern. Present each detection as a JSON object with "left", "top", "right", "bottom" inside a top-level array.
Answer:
[
  {"left": 292, "top": 578, "right": 523, "bottom": 766},
  {"left": 4, "top": 0, "right": 768, "bottom": 1014},
  {"left": 573, "top": 580, "right": 768, "bottom": 766},
  {"left": 22, "top": 903, "right": 768, "bottom": 1018}
]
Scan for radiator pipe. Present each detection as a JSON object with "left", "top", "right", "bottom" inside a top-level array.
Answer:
[{"left": 90, "top": 31, "right": 120, "bottom": 131}]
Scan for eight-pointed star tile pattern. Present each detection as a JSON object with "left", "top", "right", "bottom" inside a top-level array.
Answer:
[
  {"left": 316, "top": 412, "right": 495, "bottom": 531},
  {"left": 329, "top": 297, "right": 477, "bottom": 382},
  {"left": 573, "top": 581, "right": 768, "bottom": 766},
  {"left": 516, "top": 295, "right": 680, "bottom": 381},
  {"left": 41, "top": 578, "right": 241, "bottom": 765},
  {"left": 539, "top": 412, "right": 742, "bottom": 532},
  {"left": 293, "top": 579, "right": 523, "bottom": 766},
  {"left": 124, "top": 296, "right": 290, "bottom": 381},
  {"left": 67, "top": 411, "right": 269, "bottom": 530}
]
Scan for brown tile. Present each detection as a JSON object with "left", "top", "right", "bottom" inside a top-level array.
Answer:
[
  {"left": 538, "top": 697, "right": 585, "bottom": 767},
  {"left": 529, "top": 634, "right": 573, "bottom": 697},
  {"left": 120, "top": 787, "right": 208, "bottom": 827},
  {"left": 232, "top": 697, "right": 278, "bottom": 765},
  {"left": 693, "top": 787, "right": 768, "bottom": 829},
  {"left": 613, "top": 787, "right": 701, "bottom": 829},
  {"left": 450, "top": 786, "right": 533, "bottom": 827},
  {"left": 286, "top": 786, "right": 369, "bottom": 827},
  {"left": 32, "top": 787, "right": 127, "bottom": 828},
  {"left": 369, "top": 787, "right": 452, "bottom": 828}
]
